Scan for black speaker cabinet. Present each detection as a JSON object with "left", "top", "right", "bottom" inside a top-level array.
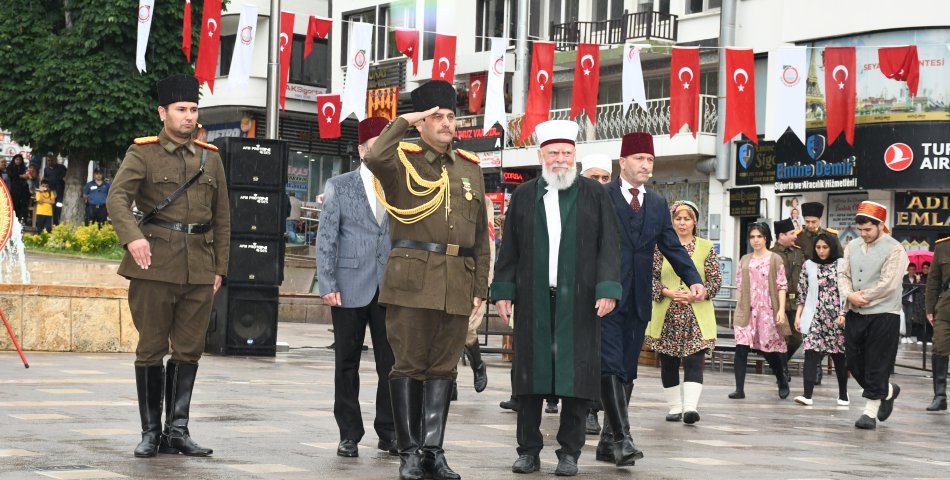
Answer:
[
  {"left": 227, "top": 236, "right": 285, "bottom": 285},
  {"left": 213, "top": 137, "right": 289, "bottom": 191},
  {"left": 206, "top": 285, "right": 279, "bottom": 356},
  {"left": 229, "top": 189, "right": 287, "bottom": 236}
]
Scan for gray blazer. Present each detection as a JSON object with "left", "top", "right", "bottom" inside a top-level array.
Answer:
[{"left": 316, "top": 169, "right": 390, "bottom": 308}]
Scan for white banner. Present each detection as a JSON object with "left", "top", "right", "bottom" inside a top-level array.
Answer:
[
  {"left": 227, "top": 5, "right": 259, "bottom": 93},
  {"left": 765, "top": 47, "right": 807, "bottom": 142},
  {"left": 622, "top": 43, "right": 648, "bottom": 114},
  {"left": 135, "top": 0, "right": 155, "bottom": 73},
  {"left": 483, "top": 37, "right": 507, "bottom": 134},
  {"left": 340, "top": 22, "right": 373, "bottom": 121}
]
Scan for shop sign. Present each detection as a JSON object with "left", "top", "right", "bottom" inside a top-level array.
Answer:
[
  {"left": 729, "top": 187, "right": 760, "bottom": 217},
  {"left": 856, "top": 122, "right": 950, "bottom": 190},
  {"left": 894, "top": 192, "right": 950, "bottom": 229},
  {"left": 455, "top": 125, "right": 504, "bottom": 152},
  {"left": 478, "top": 151, "right": 502, "bottom": 168},
  {"left": 735, "top": 129, "right": 858, "bottom": 192},
  {"left": 286, "top": 83, "right": 327, "bottom": 102}
]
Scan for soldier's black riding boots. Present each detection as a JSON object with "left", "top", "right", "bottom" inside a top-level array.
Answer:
[
  {"left": 421, "top": 378, "right": 461, "bottom": 480},
  {"left": 159, "top": 361, "right": 213, "bottom": 456},
  {"left": 598, "top": 375, "right": 641, "bottom": 466},
  {"left": 391, "top": 378, "right": 425, "bottom": 480},
  {"left": 929, "top": 355, "right": 948, "bottom": 411},
  {"left": 133, "top": 366, "right": 164, "bottom": 457},
  {"left": 464, "top": 343, "right": 488, "bottom": 393}
]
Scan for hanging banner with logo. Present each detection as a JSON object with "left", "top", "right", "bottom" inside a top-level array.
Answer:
[
  {"left": 765, "top": 47, "right": 806, "bottom": 143},
  {"left": 227, "top": 5, "right": 258, "bottom": 93},
  {"left": 735, "top": 129, "right": 859, "bottom": 192},
  {"left": 340, "top": 22, "right": 373, "bottom": 121},
  {"left": 483, "top": 37, "right": 507, "bottom": 134},
  {"left": 135, "top": 0, "right": 155, "bottom": 73},
  {"left": 367, "top": 87, "right": 399, "bottom": 120}
]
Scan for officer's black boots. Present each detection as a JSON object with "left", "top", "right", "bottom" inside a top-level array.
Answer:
[
  {"left": 159, "top": 361, "right": 213, "bottom": 456},
  {"left": 464, "top": 343, "right": 488, "bottom": 393},
  {"left": 391, "top": 378, "right": 425, "bottom": 480},
  {"left": 421, "top": 379, "right": 461, "bottom": 480},
  {"left": 599, "top": 375, "right": 641, "bottom": 467},
  {"left": 928, "top": 355, "right": 949, "bottom": 411},
  {"left": 133, "top": 366, "right": 164, "bottom": 458}
]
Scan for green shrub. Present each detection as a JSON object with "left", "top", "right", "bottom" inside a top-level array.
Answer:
[{"left": 24, "top": 223, "right": 118, "bottom": 254}]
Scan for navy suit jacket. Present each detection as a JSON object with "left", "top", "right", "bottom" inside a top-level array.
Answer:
[{"left": 604, "top": 179, "right": 702, "bottom": 324}]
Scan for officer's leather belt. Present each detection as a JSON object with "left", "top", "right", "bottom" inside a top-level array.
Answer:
[
  {"left": 149, "top": 218, "right": 212, "bottom": 234},
  {"left": 393, "top": 239, "right": 475, "bottom": 257}
]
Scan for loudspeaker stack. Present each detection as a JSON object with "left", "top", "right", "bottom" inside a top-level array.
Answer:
[{"left": 205, "top": 137, "right": 289, "bottom": 357}]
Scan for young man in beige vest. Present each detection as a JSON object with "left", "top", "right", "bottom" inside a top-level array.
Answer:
[{"left": 839, "top": 201, "right": 909, "bottom": 430}]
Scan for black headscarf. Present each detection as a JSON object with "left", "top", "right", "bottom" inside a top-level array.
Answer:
[{"left": 811, "top": 232, "right": 842, "bottom": 265}]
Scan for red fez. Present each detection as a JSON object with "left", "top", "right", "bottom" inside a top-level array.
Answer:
[
  {"left": 620, "top": 132, "right": 654, "bottom": 158},
  {"left": 856, "top": 201, "right": 890, "bottom": 233},
  {"left": 358, "top": 117, "right": 389, "bottom": 145}
]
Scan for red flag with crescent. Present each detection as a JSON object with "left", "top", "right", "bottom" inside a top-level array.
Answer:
[
  {"left": 317, "top": 94, "right": 342, "bottom": 139},
  {"left": 520, "top": 42, "right": 554, "bottom": 142},
  {"left": 182, "top": 0, "right": 192, "bottom": 62},
  {"left": 824, "top": 47, "right": 856, "bottom": 146},
  {"left": 431, "top": 34, "right": 457, "bottom": 83},
  {"left": 878, "top": 45, "right": 919, "bottom": 97},
  {"left": 278, "top": 12, "right": 295, "bottom": 110},
  {"left": 195, "top": 0, "right": 222, "bottom": 92},
  {"left": 570, "top": 43, "right": 601, "bottom": 124},
  {"left": 304, "top": 16, "right": 331, "bottom": 58},
  {"left": 669, "top": 47, "right": 699, "bottom": 138},
  {"left": 469, "top": 72, "right": 486, "bottom": 114},
  {"left": 395, "top": 29, "right": 420, "bottom": 75},
  {"left": 724, "top": 48, "right": 757, "bottom": 144}
]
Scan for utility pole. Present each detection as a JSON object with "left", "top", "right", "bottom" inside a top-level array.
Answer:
[
  {"left": 715, "top": 0, "right": 737, "bottom": 182},
  {"left": 266, "top": 0, "right": 281, "bottom": 139},
  {"left": 514, "top": 0, "right": 529, "bottom": 115}
]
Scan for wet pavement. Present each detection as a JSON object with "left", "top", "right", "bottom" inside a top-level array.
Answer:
[{"left": 2, "top": 323, "right": 949, "bottom": 479}]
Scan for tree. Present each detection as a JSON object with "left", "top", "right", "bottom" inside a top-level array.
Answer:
[{"left": 0, "top": 0, "right": 225, "bottom": 225}]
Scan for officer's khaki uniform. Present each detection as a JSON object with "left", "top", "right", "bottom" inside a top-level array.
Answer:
[
  {"left": 796, "top": 227, "right": 841, "bottom": 260},
  {"left": 928, "top": 238, "right": 950, "bottom": 355},
  {"left": 364, "top": 117, "right": 490, "bottom": 380},
  {"left": 107, "top": 130, "right": 230, "bottom": 366},
  {"left": 772, "top": 242, "right": 805, "bottom": 352}
]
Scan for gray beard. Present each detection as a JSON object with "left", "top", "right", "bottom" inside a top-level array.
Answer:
[{"left": 541, "top": 164, "right": 578, "bottom": 191}]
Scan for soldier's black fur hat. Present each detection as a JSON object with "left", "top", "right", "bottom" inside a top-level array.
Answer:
[
  {"left": 157, "top": 74, "right": 200, "bottom": 106},
  {"left": 411, "top": 80, "right": 456, "bottom": 112}
]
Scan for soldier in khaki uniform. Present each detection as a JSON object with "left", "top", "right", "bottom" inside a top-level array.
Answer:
[
  {"left": 364, "top": 80, "right": 490, "bottom": 480},
  {"left": 925, "top": 236, "right": 950, "bottom": 411},
  {"left": 772, "top": 218, "right": 805, "bottom": 381},
  {"left": 107, "top": 75, "right": 230, "bottom": 459},
  {"left": 795, "top": 202, "right": 841, "bottom": 259}
]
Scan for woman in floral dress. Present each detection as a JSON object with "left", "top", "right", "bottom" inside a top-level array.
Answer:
[
  {"left": 730, "top": 222, "right": 790, "bottom": 400},
  {"left": 793, "top": 232, "right": 849, "bottom": 406},
  {"left": 646, "top": 201, "right": 721, "bottom": 424}
]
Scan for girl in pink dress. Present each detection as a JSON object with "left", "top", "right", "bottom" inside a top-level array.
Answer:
[{"left": 730, "top": 223, "right": 790, "bottom": 399}]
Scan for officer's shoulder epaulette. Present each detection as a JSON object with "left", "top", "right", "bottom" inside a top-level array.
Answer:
[
  {"left": 399, "top": 142, "right": 422, "bottom": 154},
  {"left": 936, "top": 236, "right": 950, "bottom": 245},
  {"left": 825, "top": 227, "right": 839, "bottom": 234},
  {"left": 133, "top": 136, "right": 160, "bottom": 145},
  {"left": 194, "top": 140, "right": 219, "bottom": 151},
  {"left": 794, "top": 229, "right": 802, "bottom": 235},
  {"left": 455, "top": 148, "right": 479, "bottom": 165}
]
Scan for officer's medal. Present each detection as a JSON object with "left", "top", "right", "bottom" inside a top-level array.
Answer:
[{"left": 462, "top": 178, "right": 473, "bottom": 201}]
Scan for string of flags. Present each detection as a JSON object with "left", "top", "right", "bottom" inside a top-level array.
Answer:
[{"left": 135, "top": 2, "right": 928, "bottom": 145}]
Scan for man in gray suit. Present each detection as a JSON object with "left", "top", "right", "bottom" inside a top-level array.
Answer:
[{"left": 317, "top": 117, "right": 395, "bottom": 458}]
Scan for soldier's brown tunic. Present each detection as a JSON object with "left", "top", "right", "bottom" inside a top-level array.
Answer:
[
  {"left": 796, "top": 226, "right": 841, "bottom": 261},
  {"left": 927, "top": 238, "right": 950, "bottom": 356}
]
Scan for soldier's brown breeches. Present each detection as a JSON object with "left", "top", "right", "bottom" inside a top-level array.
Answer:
[
  {"left": 386, "top": 305, "right": 468, "bottom": 381},
  {"left": 129, "top": 278, "right": 214, "bottom": 366}
]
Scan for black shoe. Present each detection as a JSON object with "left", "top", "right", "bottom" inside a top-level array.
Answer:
[
  {"left": 600, "top": 375, "right": 640, "bottom": 467},
  {"left": 877, "top": 384, "right": 900, "bottom": 421},
  {"left": 728, "top": 390, "right": 745, "bottom": 399},
  {"left": 585, "top": 410, "right": 601, "bottom": 434},
  {"left": 855, "top": 414, "right": 877, "bottom": 430},
  {"left": 928, "top": 355, "right": 948, "bottom": 412},
  {"left": 554, "top": 455, "right": 578, "bottom": 476},
  {"left": 778, "top": 383, "right": 790, "bottom": 400},
  {"left": 545, "top": 400, "right": 559, "bottom": 414},
  {"left": 390, "top": 378, "right": 424, "bottom": 480},
  {"left": 473, "top": 362, "right": 488, "bottom": 393},
  {"left": 133, "top": 365, "right": 164, "bottom": 458},
  {"left": 927, "top": 396, "right": 948, "bottom": 411},
  {"left": 500, "top": 397, "right": 519, "bottom": 412},
  {"left": 665, "top": 413, "right": 682, "bottom": 422},
  {"left": 378, "top": 438, "right": 398, "bottom": 455},
  {"left": 683, "top": 411, "right": 700, "bottom": 425},
  {"left": 422, "top": 451, "right": 460, "bottom": 480},
  {"left": 595, "top": 420, "right": 614, "bottom": 463},
  {"left": 158, "top": 361, "right": 212, "bottom": 457},
  {"left": 421, "top": 379, "right": 460, "bottom": 480},
  {"left": 511, "top": 454, "right": 540, "bottom": 474},
  {"left": 337, "top": 439, "right": 359, "bottom": 457}
]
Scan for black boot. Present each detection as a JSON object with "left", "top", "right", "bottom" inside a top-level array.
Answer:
[
  {"left": 729, "top": 346, "right": 748, "bottom": 399},
  {"left": 464, "top": 343, "right": 488, "bottom": 393},
  {"left": 928, "top": 355, "right": 948, "bottom": 411},
  {"left": 421, "top": 379, "right": 460, "bottom": 480},
  {"left": 595, "top": 407, "right": 613, "bottom": 462},
  {"left": 599, "top": 375, "right": 641, "bottom": 467},
  {"left": 158, "top": 361, "right": 213, "bottom": 456},
  {"left": 133, "top": 365, "right": 164, "bottom": 458},
  {"left": 391, "top": 378, "right": 425, "bottom": 480},
  {"left": 765, "top": 353, "right": 790, "bottom": 399}
]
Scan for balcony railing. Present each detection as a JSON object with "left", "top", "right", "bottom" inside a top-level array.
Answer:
[
  {"left": 550, "top": 11, "right": 678, "bottom": 51},
  {"left": 470, "top": 95, "right": 717, "bottom": 149}
]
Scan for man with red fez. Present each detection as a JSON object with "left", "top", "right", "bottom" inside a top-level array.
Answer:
[
  {"left": 364, "top": 80, "right": 490, "bottom": 480},
  {"left": 596, "top": 132, "right": 705, "bottom": 466},
  {"left": 491, "top": 119, "right": 621, "bottom": 477},
  {"left": 317, "top": 116, "right": 396, "bottom": 458},
  {"left": 839, "top": 201, "right": 909, "bottom": 430}
]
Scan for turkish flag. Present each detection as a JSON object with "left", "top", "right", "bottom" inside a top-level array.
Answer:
[
  {"left": 317, "top": 94, "right": 342, "bottom": 139},
  {"left": 724, "top": 48, "right": 757, "bottom": 144},
  {"left": 304, "top": 16, "right": 331, "bottom": 58},
  {"left": 395, "top": 29, "right": 420, "bottom": 75},
  {"left": 194, "top": 0, "right": 222, "bottom": 92},
  {"left": 519, "top": 42, "right": 554, "bottom": 142},
  {"left": 878, "top": 45, "right": 919, "bottom": 97},
  {"left": 468, "top": 72, "right": 486, "bottom": 114},
  {"left": 669, "top": 47, "right": 699, "bottom": 138},
  {"left": 570, "top": 43, "right": 600, "bottom": 124},
  {"left": 824, "top": 46, "right": 856, "bottom": 146},
  {"left": 431, "top": 34, "right": 457, "bottom": 83},
  {"left": 182, "top": 0, "right": 192, "bottom": 62},
  {"left": 278, "top": 12, "right": 295, "bottom": 110}
]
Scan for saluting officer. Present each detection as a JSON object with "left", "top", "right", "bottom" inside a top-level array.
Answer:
[
  {"left": 772, "top": 218, "right": 805, "bottom": 381},
  {"left": 796, "top": 202, "right": 841, "bottom": 259},
  {"left": 107, "top": 74, "right": 230, "bottom": 459},
  {"left": 363, "top": 80, "right": 490, "bottom": 480},
  {"left": 925, "top": 236, "right": 950, "bottom": 411}
]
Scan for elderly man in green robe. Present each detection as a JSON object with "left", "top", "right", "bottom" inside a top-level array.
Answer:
[{"left": 490, "top": 120, "right": 622, "bottom": 477}]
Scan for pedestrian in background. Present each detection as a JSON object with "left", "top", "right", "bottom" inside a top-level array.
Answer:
[
  {"left": 43, "top": 153, "right": 67, "bottom": 225},
  {"left": 8, "top": 154, "right": 31, "bottom": 223},
  {"left": 34, "top": 179, "right": 55, "bottom": 233},
  {"left": 925, "top": 236, "right": 950, "bottom": 412},
  {"left": 82, "top": 168, "right": 110, "bottom": 225}
]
